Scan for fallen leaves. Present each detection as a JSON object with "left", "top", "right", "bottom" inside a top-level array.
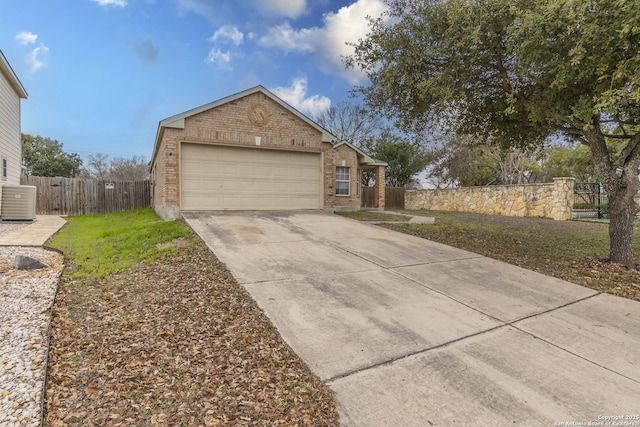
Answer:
[
  {"left": 85, "top": 386, "right": 100, "bottom": 396},
  {"left": 44, "top": 237, "right": 338, "bottom": 426}
]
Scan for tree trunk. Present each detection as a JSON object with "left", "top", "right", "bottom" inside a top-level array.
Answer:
[
  {"left": 608, "top": 191, "right": 637, "bottom": 268},
  {"left": 586, "top": 127, "right": 640, "bottom": 268}
]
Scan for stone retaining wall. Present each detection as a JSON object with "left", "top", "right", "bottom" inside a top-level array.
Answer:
[{"left": 405, "top": 177, "right": 575, "bottom": 220}]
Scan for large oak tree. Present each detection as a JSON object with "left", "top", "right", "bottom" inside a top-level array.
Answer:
[
  {"left": 348, "top": 0, "right": 640, "bottom": 267},
  {"left": 22, "top": 134, "right": 82, "bottom": 178},
  {"left": 371, "top": 130, "right": 433, "bottom": 187}
]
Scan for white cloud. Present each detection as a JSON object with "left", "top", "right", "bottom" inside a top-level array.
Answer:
[
  {"left": 206, "top": 48, "right": 232, "bottom": 70},
  {"left": 210, "top": 25, "right": 244, "bottom": 46},
  {"left": 254, "top": 0, "right": 307, "bottom": 19},
  {"left": 272, "top": 76, "right": 331, "bottom": 118},
  {"left": 26, "top": 43, "right": 49, "bottom": 73},
  {"left": 91, "top": 0, "right": 128, "bottom": 7},
  {"left": 322, "top": 0, "right": 387, "bottom": 76},
  {"left": 206, "top": 26, "right": 244, "bottom": 69},
  {"left": 259, "top": 0, "right": 388, "bottom": 84},
  {"left": 15, "top": 32, "right": 38, "bottom": 45},
  {"left": 172, "top": 0, "right": 216, "bottom": 22},
  {"left": 15, "top": 31, "right": 49, "bottom": 73},
  {"left": 258, "top": 22, "right": 318, "bottom": 53}
]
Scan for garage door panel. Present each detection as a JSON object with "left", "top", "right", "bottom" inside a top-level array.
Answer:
[
  {"left": 221, "top": 164, "right": 239, "bottom": 175},
  {"left": 273, "top": 168, "right": 290, "bottom": 178},
  {"left": 181, "top": 144, "right": 322, "bottom": 210},
  {"left": 272, "top": 182, "right": 289, "bottom": 192},
  {"left": 256, "top": 165, "right": 273, "bottom": 176},
  {"left": 256, "top": 181, "right": 275, "bottom": 192},
  {"left": 300, "top": 183, "right": 320, "bottom": 193}
]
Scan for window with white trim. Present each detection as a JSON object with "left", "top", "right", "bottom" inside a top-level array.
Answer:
[{"left": 336, "top": 166, "right": 350, "bottom": 196}]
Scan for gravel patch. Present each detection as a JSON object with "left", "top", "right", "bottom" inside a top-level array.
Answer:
[{"left": 0, "top": 246, "right": 64, "bottom": 427}]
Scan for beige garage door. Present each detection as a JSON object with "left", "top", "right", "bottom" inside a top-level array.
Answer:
[{"left": 181, "top": 143, "right": 322, "bottom": 210}]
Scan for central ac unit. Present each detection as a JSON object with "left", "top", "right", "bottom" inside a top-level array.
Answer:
[{"left": 1, "top": 185, "right": 36, "bottom": 221}]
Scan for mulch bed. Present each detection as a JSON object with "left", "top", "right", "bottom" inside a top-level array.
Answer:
[{"left": 44, "top": 238, "right": 338, "bottom": 426}]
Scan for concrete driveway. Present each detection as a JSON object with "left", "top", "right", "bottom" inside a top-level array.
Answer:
[{"left": 183, "top": 211, "right": 640, "bottom": 426}]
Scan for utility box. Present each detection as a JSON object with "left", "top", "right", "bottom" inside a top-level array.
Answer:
[{"left": 1, "top": 185, "right": 37, "bottom": 221}]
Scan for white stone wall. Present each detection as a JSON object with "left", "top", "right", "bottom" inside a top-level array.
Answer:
[{"left": 406, "top": 178, "right": 575, "bottom": 220}]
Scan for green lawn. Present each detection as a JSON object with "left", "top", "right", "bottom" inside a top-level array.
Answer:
[
  {"left": 337, "top": 210, "right": 640, "bottom": 301},
  {"left": 49, "top": 208, "right": 192, "bottom": 280}
]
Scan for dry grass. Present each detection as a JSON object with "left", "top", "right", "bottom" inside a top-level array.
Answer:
[{"left": 44, "top": 212, "right": 338, "bottom": 426}]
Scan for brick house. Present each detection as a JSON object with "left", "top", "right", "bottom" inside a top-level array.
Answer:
[{"left": 150, "top": 86, "right": 386, "bottom": 219}]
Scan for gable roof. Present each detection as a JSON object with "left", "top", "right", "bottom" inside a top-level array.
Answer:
[
  {"left": 0, "top": 50, "right": 28, "bottom": 99},
  {"left": 163, "top": 85, "right": 336, "bottom": 140},
  {"left": 150, "top": 85, "right": 387, "bottom": 168},
  {"left": 151, "top": 86, "right": 338, "bottom": 164},
  {"left": 334, "top": 140, "right": 387, "bottom": 167}
]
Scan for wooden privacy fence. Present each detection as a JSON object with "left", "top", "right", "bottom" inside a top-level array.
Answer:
[
  {"left": 385, "top": 187, "right": 405, "bottom": 210},
  {"left": 362, "top": 186, "right": 376, "bottom": 208},
  {"left": 21, "top": 176, "right": 151, "bottom": 216},
  {"left": 361, "top": 186, "right": 406, "bottom": 210}
]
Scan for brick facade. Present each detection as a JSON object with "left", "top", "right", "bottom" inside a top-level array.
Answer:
[
  {"left": 182, "top": 92, "right": 324, "bottom": 151},
  {"left": 328, "top": 144, "right": 361, "bottom": 209},
  {"left": 151, "top": 86, "right": 386, "bottom": 219},
  {"left": 374, "top": 165, "right": 386, "bottom": 209}
]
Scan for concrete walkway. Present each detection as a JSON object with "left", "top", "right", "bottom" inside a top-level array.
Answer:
[
  {"left": 0, "top": 215, "right": 66, "bottom": 246},
  {"left": 183, "top": 211, "right": 640, "bottom": 427}
]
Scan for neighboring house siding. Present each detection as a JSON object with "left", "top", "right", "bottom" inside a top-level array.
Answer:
[{"left": 0, "top": 69, "right": 22, "bottom": 185}]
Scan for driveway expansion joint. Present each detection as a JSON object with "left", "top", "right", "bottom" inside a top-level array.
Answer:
[
  {"left": 507, "top": 292, "right": 640, "bottom": 385},
  {"left": 325, "top": 323, "right": 510, "bottom": 384},
  {"left": 323, "top": 293, "right": 604, "bottom": 385},
  {"left": 240, "top": 267, "right": 388, "bottom": 285},
  {"left": 390, "top": 267, "right": 505, "bottom": 323},
  {"left": 320, "top": 234, "right": 484, "bottom": 271},
  {"left": 507, "top": 291, "right": 601, "bottom": 325},
  {"left": 511, "top": 322, "right": 640, "bottom": 385}
]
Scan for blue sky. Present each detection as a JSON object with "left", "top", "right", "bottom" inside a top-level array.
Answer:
[{"left": 0, "top": 0, "right": 387, "bottom": 162}]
